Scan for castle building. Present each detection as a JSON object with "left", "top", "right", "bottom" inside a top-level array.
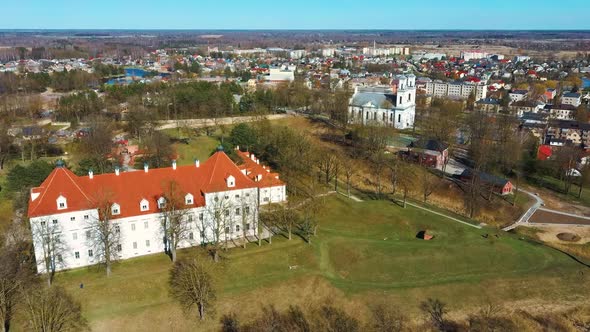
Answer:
[
  {"left": 27, "top": 149, "right": 286, "bottom": 273},
  {"left": 348, "top": 74, "right": 417, "bottom": 130}
]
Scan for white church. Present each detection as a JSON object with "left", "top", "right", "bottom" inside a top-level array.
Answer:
[
  {"left": 27, "top": 148, "right": 286, "bottom": 273},
  {"left": 348, "top": 74, "right": 417, "bottom": 130}
]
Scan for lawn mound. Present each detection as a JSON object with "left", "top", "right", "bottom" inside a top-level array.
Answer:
[
  {"left": 416, "top": 230, "right": 434, "bottom": 240},
  {"left": 557, "top": 232, "right": 581, "bottom": 242}
]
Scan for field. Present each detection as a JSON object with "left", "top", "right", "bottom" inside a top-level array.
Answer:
[{"left": 50, "top": 195, "right": 590, "bottom": 331}]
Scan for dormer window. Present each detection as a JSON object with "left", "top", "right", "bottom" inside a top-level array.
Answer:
[
  {"left": 111, "top": 203, "right": 121, "bottom": 216},
  {"left": 57, "top": 195, "right": 67, "bottom": 210},
  {"left": 185, "top": 193, "right": 194, "bottom": 205},
  {"left": 226, "top": 175, "right": 235, "bottom": 188},
  {"left": 140, "top": 199, "right": 149, "bottom": 212},
  {"left": 158, "top": 197, "right": 166, "bottom": 209}
]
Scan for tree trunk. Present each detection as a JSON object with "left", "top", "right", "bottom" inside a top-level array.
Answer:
[
  {"left": 288, "top": 225, "right": 292, "bottom": 240},
  {"left": 403, "top": 188, "right": 407, "bottom": 208},
  {"left": 198, "top": 303, "right": 205, "bottom": 320},
  {"left": 171, "top": 246, "right": 177, "bottom": 262}
]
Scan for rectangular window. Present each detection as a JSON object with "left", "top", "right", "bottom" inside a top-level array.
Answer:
[
  {"left": 72, "top": 232, "right": 77, "bottom": 240},
  {"left": 188, "top": 215, "right": 193, "bottom": 222},
  {"left": 115, "top": 225, "right": 120, "bottom": 234},
  {"left": 70, "top": 216, "right": 76, "bottom": 221},
  {"left": 225, "top": 227, "right": 230, "bottom": 234},
  {"left": 52, "top": 219, "right": 58, "bottom": 225},
  {"left": 235, "top": 208, "right": 240, "bottom": 216},
  {"left": 235, "top": 194, "right": 240, "bottom": 198},
  {"left": 86, "top": 230, "right": 91, "bottom": 240},
  {"left": 74, "top": 251, "right": 80, "bottom": 259},
  {"left": 59, "top": 203, "right": 65, "bottom": 208},
  {"left": 131, "top": 224, "right": 136, "bottom": 231},
  {"left": 199, "top": 213, "right": 204, "bottom": 221},
  {"left": 146, "top": 240, "right": 150, "bottom": 247},
  {"left": 225, "top": 210, "right": 230, "bottom": 217},
  {"left": 141, "top": 204, "right": 148, "bottom": 211},
  {"left": 189, "top": 232, "right": 194, "bottom": 240},
  {"left": 144, "top": 221, "right": 148, "bottom": 229},
  {"left": 224, "top": 195, "right": 229, "bottom": 200},
  {"left": 117, "top": 244, "right": 122, "bottom": 252},
  {"left": 246, "top": 223, "right": 250, "bottom": 231},
  {"left": 200, "top": 231, "right": 205, "bottom": 239},
  {"left": 245, "top": 193, "right": 250, "bottom": 197},
  {"left": 245, "top": 206, "right": 250, "bottom": 214},
  {"left": 41, "top": 221, "right": 46, "bottom": 227},
  {"left": 84, "top": 215, "right": 89, "bottom": 220},
  {"left": 133, "top": 242, "right": 137, "bottom": 249},
  {"left": 264, "top": 197, "right": 270, "bottom": 202},
  {"left": 236, "top": 225, "right": 240, "bottom": 232},
  {"left": 88, "top": 249, "right": 93, "bottom": 257}
]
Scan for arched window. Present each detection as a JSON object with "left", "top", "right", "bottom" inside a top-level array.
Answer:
[
  {"left": 226, "top": 175, "right": 236, "bottom": 188},
  {"left": 185, "top": 193, "right": 194, "bottom": 205},
  {"left": 157, "top": 197, "right": 166, "bottom": 209},
  {"left": 140, "top": 199, "right": 149, "bottom": 212},
  {"left": 56, "top": 195, "right": 67, "bottom": 210},
  {"left": 111, "top": 203, "right": 121, "bottom": 216}
]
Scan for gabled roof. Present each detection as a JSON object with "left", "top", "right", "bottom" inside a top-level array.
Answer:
[
  {"left": 28, "top": 166, "right": 93, "bottom": 218},
  {"left": 236, "top": 150, "right": 285, "bottom": 188},
  {"left": 28, "top": 151, "right": 261, "bottom": 219}
]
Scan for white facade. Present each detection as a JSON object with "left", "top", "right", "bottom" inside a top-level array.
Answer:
[
  {"left": 426, "top": 80, "right": 487, "bottom": 100},
  {"left": 348, "top": 74, "right": 416, "bottom": 130}
]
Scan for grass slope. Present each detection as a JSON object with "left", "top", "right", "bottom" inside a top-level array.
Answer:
[{"left": 52, "top": 195, "right": 588, "bottom": 331}]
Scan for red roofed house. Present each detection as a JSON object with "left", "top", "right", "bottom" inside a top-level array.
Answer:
[
  {"left": 538, "top": 145, "right": 553, "bottom": 160},
  {"left": 28, "top": 149, "right": 287, "bottom": 273}
]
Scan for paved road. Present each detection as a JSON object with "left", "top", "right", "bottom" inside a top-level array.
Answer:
[{"left": 502, "top": 189, "right": 544, "bottom": 231}]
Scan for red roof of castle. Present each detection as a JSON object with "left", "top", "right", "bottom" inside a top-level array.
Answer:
[
  {"left": 28, "top": 151, "right": 260, "bottom": 219},
  {"left": 236, "top": 150, "right": 285, "bottom": 188}
]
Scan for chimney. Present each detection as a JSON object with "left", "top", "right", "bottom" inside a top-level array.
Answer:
[
  {"left": 250, "top": 154, "right": 256, "bottom": 161},
  {"left": 115, "top": 167, "right": 120, "bottom": 176},
  {"left": 256, "top": 159, "right": 260, "bottom": 165},
  {"left": 195, "top": 159, "right": 200, "bottom": 168},
  {"left": 236, "top": 145, "right": 240, "bottom": 151},
  {"left": 172, "top": 160, "right": 177, "bottom": 170},
  {"left": 89, "top": 169, "right": 94, "bottom": 179},
  {"left": 144, "top": 163, "right": 148, "bottom": 173}
]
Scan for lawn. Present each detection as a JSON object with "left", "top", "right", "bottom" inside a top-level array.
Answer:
[
  {"left": 51, "top": 195, "right": 589, "bottom": 331},
  {"left": 173, "top": 135, "right": 220, "bottom": 166}
]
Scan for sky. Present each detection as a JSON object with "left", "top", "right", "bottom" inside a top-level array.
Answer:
[{"left": 3, "top": 0, "right": 590, "bottom": 30}]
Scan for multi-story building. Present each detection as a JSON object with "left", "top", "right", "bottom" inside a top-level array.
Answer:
[
  {"left": 546, "top": 120, "right": 590, "bottom": 147},
  {"left": 28, "top": 149, "right": 286, "bottom": 273},
  {"left": 425, "top": 80, "right": 487, "bottom": 100},
  {"left": 562, "top": 92, "right": 582, "bottom": 107},
  {"left": 348, "top": 74, "right": 416, "bottom": 130}
]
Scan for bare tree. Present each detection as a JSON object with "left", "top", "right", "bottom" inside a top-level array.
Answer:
[
  {"left": 169, "top": 258, "right": 216, "bottom": 321},
  {"left": 204, "top": 194, "right": 233, "bottom": 262},
  {"left": 31, "top": 218, "right": 67, "bottom": 286},
  {"left": 88, "top": 190, "right": 121, "bottom": 277},
  {"left": 22, "top": 286, "right": 87, "bottom": 332},
  {"left": 268, "top": 202, "right": 299, "bottom": 241},
  {"left": 0, "top": 241, "right": 36, "bottom": 332},
  {"left": 159, "top": 180, "right": 192, "bottom": 262},
  {"left": 341, "top": 157, "right": 357, "bottom": 197},
  {"left": 420, "top": 298, "right": 448, "bottom": 332},
  {"left": 370, "top": 304, "right": 407, "bottom": 332},
  {"left": 238, "top": 194, "right": 258, "bottom": 248}
]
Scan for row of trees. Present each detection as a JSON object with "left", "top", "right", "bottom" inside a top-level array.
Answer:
[{"left": 0, "top": 234, "right": 86, "bottom": 332}]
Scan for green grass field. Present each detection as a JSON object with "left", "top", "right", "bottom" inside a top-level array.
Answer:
[{"left": 52, "top": 195, "right": 589, "bottom": 331}]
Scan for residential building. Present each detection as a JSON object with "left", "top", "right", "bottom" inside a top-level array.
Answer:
[
  {"left": 348, "top": 74, "right": 416, "bottom": 130},
  {"left": 425, "top": 80, "right": 487, "bottom": 100},
  {"left": 509, "top": 90, "right": 528, "bottom": 102},
  {"left": 406, "top": 139, "right": 449, "bottom": 169},
  {"left": 28, "top": 150, "right": 286, "bottom": 273},
  {"left": 562, "top": 92, "right": 582, "bottom": 107},
  {"left": 544, "top": 104, "right": 577, "bottom": 120}
]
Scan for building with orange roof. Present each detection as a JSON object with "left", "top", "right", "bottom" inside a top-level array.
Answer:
[{"left": 28, "top": 149, "right": 286, "bottom": 273}]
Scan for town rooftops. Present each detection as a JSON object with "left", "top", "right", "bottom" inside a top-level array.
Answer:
[
  {"left": 236, "top": 150, "right": 284, "bottom": 188},
  {"left": 28, "top": 151, "right": 260, "bottom": 219},
  {"left": 476, "top": 98, "right": 500, "bottom": 105}
]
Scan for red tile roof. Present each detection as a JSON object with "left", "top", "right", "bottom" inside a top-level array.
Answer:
[
  {"left": 28, "top": 151, "right": 260, "bottom": 219},
  {"left": 236, "top": 150, "right": 285, "bottom": 188}
]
